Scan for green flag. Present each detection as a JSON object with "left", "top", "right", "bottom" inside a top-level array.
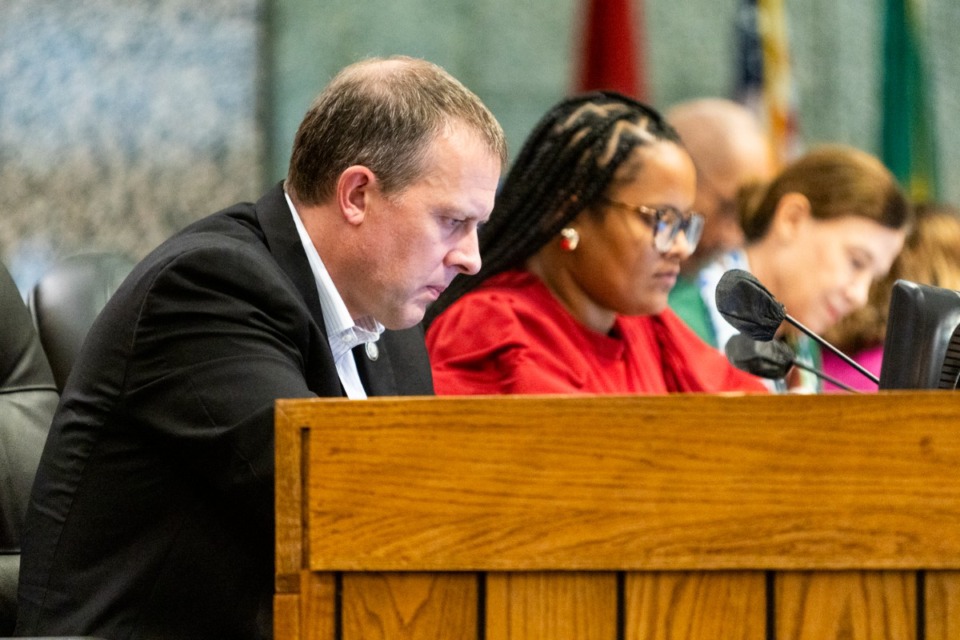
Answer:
[{"left": 881, "top": 0, "right": 938, "bottom": 202}]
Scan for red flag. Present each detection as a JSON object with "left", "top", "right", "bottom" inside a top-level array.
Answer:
[{"left": 576, "top": 0, "right": 646, "bottom": 99}]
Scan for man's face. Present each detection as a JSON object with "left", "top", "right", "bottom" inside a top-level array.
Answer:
[
  {"left": 345, "top": 124, "right": 501, "bottom": 329},
  {"left": 683, "top": 141, "right": 774, "bottom": 275},
  {"left": 691, "top": 174, "right": 745, "bottom": 266}
]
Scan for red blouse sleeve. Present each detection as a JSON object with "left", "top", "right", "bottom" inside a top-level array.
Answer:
[
  {"left": 654, "top": 308, "right": 769, "bottom": 393},
  {"left": 426, "top": 292, "right": 592, "bottom": 395}
]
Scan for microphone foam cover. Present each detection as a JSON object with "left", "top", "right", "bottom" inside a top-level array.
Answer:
[
  {"left": 725, "top": 334, "right": 794, "bottom": 379},
  {"left": 715, "top": 269, "right": 786, "bottom": 341}
]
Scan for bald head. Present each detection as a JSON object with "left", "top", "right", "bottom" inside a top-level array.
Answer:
[{"left": 667, "top": 98, "right": 775, "bottom": 272}]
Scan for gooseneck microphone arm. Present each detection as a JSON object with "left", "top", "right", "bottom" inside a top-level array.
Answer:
[
  {"left": 716, "top": 269, "right": 881, "bottom": 388},
  {"left": 724, "top": 333, "right": 861, "bottom": 393},
  {"left": 783, "top": 313, "right": 880, "bottom": 386},
  {"left": 789, "top": 359, "right": 860, "bottom": 393}
]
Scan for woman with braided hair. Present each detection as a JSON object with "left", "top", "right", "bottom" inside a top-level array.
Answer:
[{"left": 425, "top": 92, "right": 767, "bottom": 394}]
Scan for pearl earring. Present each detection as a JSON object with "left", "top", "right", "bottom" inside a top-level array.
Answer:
[{"left": 559, "top": 227, "right": 580, "bottom": 252}]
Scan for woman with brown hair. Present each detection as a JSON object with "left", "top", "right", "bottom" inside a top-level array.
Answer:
[
  {"left": 821, "top": 202, "right": 960, "bottom": 390},
  {"left": 697, "top": 144, "right": 913, "bottom": 391}
]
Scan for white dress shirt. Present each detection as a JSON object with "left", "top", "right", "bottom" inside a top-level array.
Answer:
[{"left": 285, "top": 192, "right": 383, "bottom": 399}]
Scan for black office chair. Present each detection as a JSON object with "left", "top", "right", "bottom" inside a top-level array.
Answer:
[
  {"left": 2, "top": 253, "right": 133, "bottom": 639},
  {"left": 0, "top": 262, "right": 59, "bottom": 635},
  {"left": 28, "top": 252, "right": 136, "bottom": 393}
]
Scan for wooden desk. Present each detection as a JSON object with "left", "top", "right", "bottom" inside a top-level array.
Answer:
[{"left": 275, "top": 392, "right": 960, "bottom": 639}]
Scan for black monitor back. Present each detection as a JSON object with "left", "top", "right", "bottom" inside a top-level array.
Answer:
[{"left": 879, "top": 279, "right": 960, "bottom": 390}]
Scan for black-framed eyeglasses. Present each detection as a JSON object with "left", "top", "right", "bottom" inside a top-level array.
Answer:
[{"left": 601, "top": 197, "right": 705, "bottom": 253}]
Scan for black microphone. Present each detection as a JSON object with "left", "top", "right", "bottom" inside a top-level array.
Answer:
[
  {"left": 724, "top": 333, "right": 859, "bottom": 393},
  {"left": 716, "top": 269, "right": 879, "bottom": 386},
  {"left": 715, "top": 269, "right": 785, "bottom": 341}
]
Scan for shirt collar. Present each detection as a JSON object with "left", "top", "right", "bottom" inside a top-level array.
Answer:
[{"left": 284, "top": 192, "right": 384, "bottom": 359}]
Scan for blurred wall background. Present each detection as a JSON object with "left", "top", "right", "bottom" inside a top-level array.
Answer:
[
  {"left": 0, "top": 1, "right": 264, "bottom": 290},
  {"left": 2, "top": 0, "right": 959, "bottom": 291}
]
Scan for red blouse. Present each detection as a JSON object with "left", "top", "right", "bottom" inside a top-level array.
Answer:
[{"left": 427, "top": 270, "right": 767, "bottom": 395}]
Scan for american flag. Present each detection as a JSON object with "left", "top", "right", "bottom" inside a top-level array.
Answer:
[{"left": 735, "top": 0, "right": 801, "bottom": 169}]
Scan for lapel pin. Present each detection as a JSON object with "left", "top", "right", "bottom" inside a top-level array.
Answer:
[{"left": 365, "top": 341, "right": 379, "bottom": 361}]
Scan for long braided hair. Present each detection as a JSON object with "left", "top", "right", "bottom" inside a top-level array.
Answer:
[{"left": 425, "top": 91, "right": 681, "bottom": 326}]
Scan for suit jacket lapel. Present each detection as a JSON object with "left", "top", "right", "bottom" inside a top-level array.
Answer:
[
  {"left": 352, "top": 342, "right": 399, "bottom": 396},
  {"left": 254, "top": 183, "right": 327, "bottom": 335},
  {"left": 252, "top": 183, "right": 343, "bottom": 397},
  {"left": 357, "top": 326, "right": 434, "bottom": 397}
]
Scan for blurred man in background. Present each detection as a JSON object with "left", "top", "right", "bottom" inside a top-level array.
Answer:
[{"left": 667, "top": 98, "right": 775, "bottom": 344}]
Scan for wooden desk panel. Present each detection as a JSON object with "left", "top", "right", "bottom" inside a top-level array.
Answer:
[
  {"left": 275, "top": 392, "right": 960, "bottom": 640},
  {"left": 486, "top": 572, "right": 617, "bottom": 640},
  {"left": 625, "top": 571, "right": 765, "bottom": 640},
  {"left": 776, "top": 571, "right": 914, "bottom": 640}
]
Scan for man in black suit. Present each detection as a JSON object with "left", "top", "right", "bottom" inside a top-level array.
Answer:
[{"left": 15, "top": 56, "right": 505, "bottom": 640}]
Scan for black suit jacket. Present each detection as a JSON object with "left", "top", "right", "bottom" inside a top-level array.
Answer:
[{"left": 15, "top": 184, "right": 433, "bottom": 640}]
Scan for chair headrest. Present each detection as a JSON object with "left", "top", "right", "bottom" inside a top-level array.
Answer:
[
  {"left": 0, "top": 264, "right": 55, "bottom": 392},
  {"left": 28, "top": 252, "right": 136, "bottom": 393}
]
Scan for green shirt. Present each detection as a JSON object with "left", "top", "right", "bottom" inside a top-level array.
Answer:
[{"left": 668, "top": 275, "right": 717, "bottom": 347}]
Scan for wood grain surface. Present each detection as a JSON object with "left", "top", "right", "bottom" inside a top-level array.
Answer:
[
  {"left": 486, "top": 572, "right": 617, "bottom": 640},
  {"left": 776, "top": 571, "right": 914, "bottom": 640},
  {"left": 341, "top": 573, "right": 476, "bottom": 640},
  {"left": 276, "top": 392, "right": 960, "bottom": 572},
  {"left": 275, "top": 392, "right": 960, "bottom": 640},
  {"left": 926, "top": 571, "right": 960, "bottom": 640},
  {"left": 624, "top": 571, "right": 765, "bottom": 640}
]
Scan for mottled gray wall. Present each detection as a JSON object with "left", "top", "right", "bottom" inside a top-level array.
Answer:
[
  {"left": 3, "top": 0, "right": 959, "bottom": 290},
  {"left": 265, "top": 0, "right": 579, "bottom": 184},
  {"left": 0, "top": 0, "right": 263, "bottom": 291},
  {"left": 268, "top": 0, "right": 960, "bottom": 209}
]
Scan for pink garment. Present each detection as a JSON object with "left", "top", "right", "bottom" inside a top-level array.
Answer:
[{"left": 821, "top": 344, "right": 883, "bottom": 392}]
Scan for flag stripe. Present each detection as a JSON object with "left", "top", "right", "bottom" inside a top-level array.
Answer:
[
  {"left": 735, "top": 0, "right": 800, "bottom": 169},
  {"left": 576, "top": 0, "right": 645, "bottom": 99},
  {"left": 881, "top": 0, "right": 938, "bottom": 201}
]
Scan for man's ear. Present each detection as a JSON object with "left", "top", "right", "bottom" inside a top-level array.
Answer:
[
  {"left": 336, "top": 166, "right": 376, "bottom": 226},
  {"left": 770, "top": 192, "right": 812, "bottom": 243}
]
